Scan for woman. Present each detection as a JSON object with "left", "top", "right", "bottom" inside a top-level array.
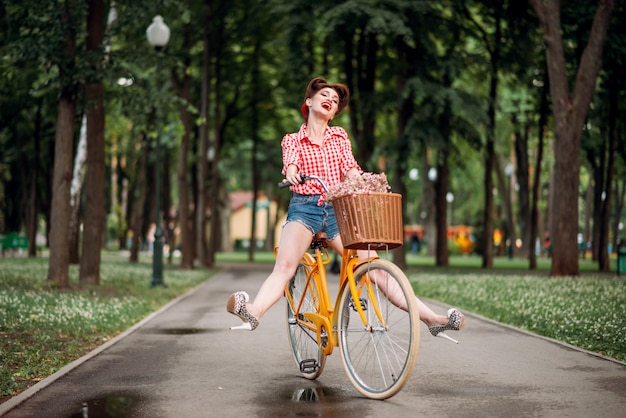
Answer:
[{"left": 227, "top": 77, "right": 464, "bottom": 342}]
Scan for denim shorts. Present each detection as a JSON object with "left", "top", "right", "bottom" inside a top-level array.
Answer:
[{"left": 285, "top": 194, "right": 340, "bottom": 240}]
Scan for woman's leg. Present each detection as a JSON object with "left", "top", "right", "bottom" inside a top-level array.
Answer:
[
  {"left": 245, "top": 221, "right": 313, "bottom": 320},
  {"left": 327, "top": 237, "right": 452, "bottom": 329}
]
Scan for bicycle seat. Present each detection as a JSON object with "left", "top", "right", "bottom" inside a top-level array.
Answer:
[{"left": 311, "top": 232, "right": 329, "bottom": 248}]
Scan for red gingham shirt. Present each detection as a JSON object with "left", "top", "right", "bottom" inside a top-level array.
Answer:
[{"left": 282, "top": 124, "right": 360, "bottom": 205}]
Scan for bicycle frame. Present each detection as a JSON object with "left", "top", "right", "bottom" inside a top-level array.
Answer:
[{"left": 282, "top": 243, "right": 385, "bottom": 356}]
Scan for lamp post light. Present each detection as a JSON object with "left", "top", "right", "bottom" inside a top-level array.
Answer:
[
  {"left": 408, "top": 168, "right": 419, "bottom": 224},
  {"left": 446, "top": 192, "right": 454, "bottom": 226},
  {"left": 504, "top": 162, "right": 514, "bottom": 259},
  {"left": 147, "top": 15, "right": 170, "bottom": 288}
]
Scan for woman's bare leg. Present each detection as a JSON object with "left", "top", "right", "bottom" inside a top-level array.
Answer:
[
  {"left": 327, "top": 237, "right": 450, "bottom": 328},
  {"left": 245, "top": 221, "right": 313, "bottom": 320}
]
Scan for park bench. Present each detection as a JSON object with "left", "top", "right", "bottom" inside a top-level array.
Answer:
[{"left": 1, "top": 233, "right": 29, "bottom": 256}]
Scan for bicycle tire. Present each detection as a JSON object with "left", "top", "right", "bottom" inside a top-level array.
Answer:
[
  {"left": 286, "top": 263, "right": 327, "bottom": 379},
  {"left": 337, "top": 259, "right": 420, "bottom": 399}
]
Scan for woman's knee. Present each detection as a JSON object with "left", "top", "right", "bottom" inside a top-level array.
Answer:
[{"left": 272, "top": 259, "right": 299, "bottom": 277}]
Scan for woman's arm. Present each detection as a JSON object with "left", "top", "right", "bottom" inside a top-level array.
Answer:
[{"left": 281, "top": 133, "right": 300, "bottom": 175}]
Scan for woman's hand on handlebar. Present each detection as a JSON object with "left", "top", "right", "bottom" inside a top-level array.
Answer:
[
  {"left": 285, "top": 173, "right": 302, "bottom": 186},
  {"left": 285, "top": 165, "right": 302, "bottom": 186},
  {"left": 278, "top": 174, "right": 310, "bottom": 189}
]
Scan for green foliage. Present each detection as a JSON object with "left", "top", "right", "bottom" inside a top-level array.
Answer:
[
  {"left": 1, "top": 1, "right": 624, "bottom": 273},
  {"left": 0, "top": 256, "right": 214, "bottom": 398}
]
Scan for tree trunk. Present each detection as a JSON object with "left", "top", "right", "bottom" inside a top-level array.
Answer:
[
  {"left": 79, "top": 0, "right": 106, "bottom": 286},
  {"left": 531, "top": 0, "right": 614, "bottom": 276},
  {"left": 480, "top": 3, "right": 502, "bottom": 269},
  {"left": 196, "top": 0, "right": 211, "bottom": 266},
  {"left": 597, "top": 82, "right": 618, "bottom": 271},
  {"left": 392, "top": 43, "right": 410, "bottom": 271},
  {"left": 583, "top": 173, "right": 593, "bottom": 259},
  {"left": 27, "top": 99, "right": 42, "bottom": 257},
  {"left": 613, "top": 180, "right": 625, "bottom": 251},
  {"left": 174, "top": 26, "right": 194, "bottom": 270},
  {"left": 69, "top": 116, "right": 87, "bottom": 264},
  {"left": 207, "top": 49, "right": 223, "bottom": 266},
  {"left": 495, "top": 156, "right": 515, "bottom": 259},
  {"left": 345, "top": 33, "right": 378, "bottom": 170},
  {"left": 129, "top": 132, "right": 150, "bottom": 263},
  {"left": 529, "top": 77, "right": 548, "bottom": 269},
  {"left": 481, "top": 80, "right": 496, "bottom": 269},
  {"left": 47, "top": 96, "right": 76, "bottom": 288},
  {"left": 515, "top": 120, "right": 530, "bottom": 258},
  {"left": 607, "top": 79, "right": 623, "bottom": 256},
  {"left": 80, "top": 85, "right": 105, "bottom": 284},
  {"left": 177, "top": 99, "right": 194, "bottom": 269},
  {"left": 434, "top": 157, "right": 449, "bottom": 267},
  {"left": 47, "top": 16, "right": 78, "bottom": 288},
  {"left": 589, "top": 147, "right": 606, "bottom": 267},
  {"left": 248, "top": 38, "right": 261, "bottom": 262},
  {"left": 265, "top": 180, "right": 276, "bottom": 251},
  {"left": 421, "top": 153, "right": 436, "bottom": 256}
]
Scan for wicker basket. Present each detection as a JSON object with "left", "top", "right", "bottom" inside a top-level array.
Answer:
[{"left": 332, "top": 192, "right": 403, "bottom": 250}]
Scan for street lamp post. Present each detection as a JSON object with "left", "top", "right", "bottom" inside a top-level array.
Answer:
[
  {"left": 504, "top": 162, "right": 514, "bottom": 259},
  {"left": 147, "top": 15, "right": 170, "bottom": 288},
  {"left": 446, "top": 192, "right": 454, "bottom": 226}
]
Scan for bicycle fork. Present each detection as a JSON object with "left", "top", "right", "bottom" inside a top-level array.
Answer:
[{"left": 346, "top": 257, "right": 389, "bottom": 332}]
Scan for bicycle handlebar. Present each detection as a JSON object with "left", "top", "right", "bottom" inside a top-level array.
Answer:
[{"left": 277, "top": 174, "right": 330, "bottom": 193}]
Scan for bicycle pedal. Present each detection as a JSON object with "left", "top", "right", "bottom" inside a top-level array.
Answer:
[{"left": 300, "top": 359, "right": 318, "bottom": 374}]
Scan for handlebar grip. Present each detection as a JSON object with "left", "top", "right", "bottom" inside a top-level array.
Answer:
[{"left": 278, "top": 175, "right": 309, "bottom": 189}]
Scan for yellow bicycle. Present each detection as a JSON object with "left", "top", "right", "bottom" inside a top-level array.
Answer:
[{"left": 278, "top": 176, "right": 420, "bottom": 400}]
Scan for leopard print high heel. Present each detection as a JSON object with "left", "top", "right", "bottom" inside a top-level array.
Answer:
[
  {"left": 226, "top": 291, "right": 259, "bottom": 331},
  {"left": 428, "top": 308, "right": 465, "bottom": 344}
]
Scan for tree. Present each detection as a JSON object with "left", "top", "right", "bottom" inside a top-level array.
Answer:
[
  {"left": 530, "top": 0, "right": 615, "bottom": 276},
  {"left": 586, "top": 0, "right": 626, "bottom": 269},
  {"left": 172, "top": 17, "right": 196, "bottom": 270},
  {"left": 325, "top": 1, "right": 387, "bottom": 171},
  {"left": 79, "top": 0, "right": 107, "bottom": 285},
  {"left": 195, "top": 0, "right": 212, "bottom": 267},
  {"left": 48, "top": 1, "right": 86, "bottom": 288},
  {"left": 529, "top": 64, "right": 549, "bottom": 270},
  {"left": 460, "top": 0, "right": 506, "bottom": 269}
]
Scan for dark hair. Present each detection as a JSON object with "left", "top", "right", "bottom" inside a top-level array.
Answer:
[{"left": 302, "top": 77, "right": 350, "bottom": 120}]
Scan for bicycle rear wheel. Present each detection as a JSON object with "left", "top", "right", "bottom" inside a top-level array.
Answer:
[
  {"left": 286, "top": 263, "right": 327, "bottom": 379},
  {"left": 338, "top": 259, "right": 420, "bottom": 399}
]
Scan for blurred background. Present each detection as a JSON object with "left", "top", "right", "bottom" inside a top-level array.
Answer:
[{"left": 0, "top": 0, "right": 624, "bottom": 285}]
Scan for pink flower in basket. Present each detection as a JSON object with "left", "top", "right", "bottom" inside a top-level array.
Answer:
[
  {"left": 327, "top": 172, "right": 402, "bottom": 250},
  {"left": 326, "top": 172, "right": 391, "bottom": 201}
]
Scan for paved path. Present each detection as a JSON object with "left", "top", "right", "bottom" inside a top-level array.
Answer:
[{"left": 1, "top": 263, "right": 625, "bottom": 417}]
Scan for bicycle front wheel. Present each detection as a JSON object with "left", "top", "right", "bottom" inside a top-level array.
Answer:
[
  {"left": 286, "top": 263, "right": 327, "bottom": 380},
  {"left": 338, "top": 259, "right": 420, "bottom": 399}
]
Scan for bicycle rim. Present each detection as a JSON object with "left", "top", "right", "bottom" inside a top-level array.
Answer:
[
  {"left": 286, "top": 263, "right": 326, "bottom": 379},
  {"left": 338, "top": 259, "right": 420, "bottom": 399}
]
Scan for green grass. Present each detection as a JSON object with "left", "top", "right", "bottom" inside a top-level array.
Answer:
[
  {"left": 0, "top": 255, "right": 214, "bottom": 400},
  {"left": 408, "top": 272, "right": 626, "bottom": 362},
  {"left": 1, "top": 251, "right": 625, "bottom": 403}
]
